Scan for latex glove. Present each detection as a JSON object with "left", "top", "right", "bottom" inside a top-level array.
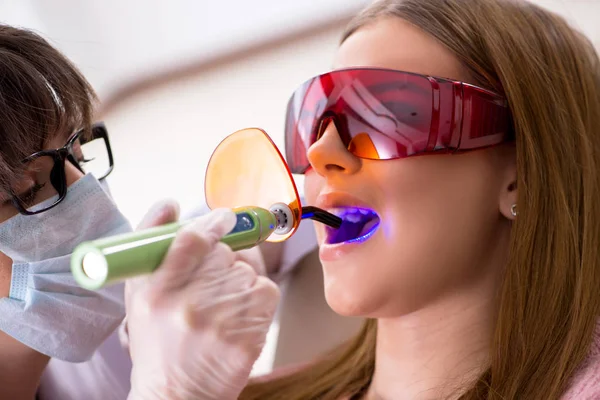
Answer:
[
  {"left": 125, "top": 201, "right": 280, "bottom": 400},
  {"left": 180, "top": 205, "right": 268, "bottom": 277}
]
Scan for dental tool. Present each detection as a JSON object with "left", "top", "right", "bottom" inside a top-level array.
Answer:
[{"left": 71, "top": 204, "right": 340, "bottom": 290}]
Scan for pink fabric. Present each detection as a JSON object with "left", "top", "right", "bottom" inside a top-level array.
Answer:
[{"left": 561, "top": 320, "right": 600, "bottom": 399}]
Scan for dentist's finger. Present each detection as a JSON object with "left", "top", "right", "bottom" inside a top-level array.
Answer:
[
  {"left": 136, "top": 199, "right": 180, "bottom": 230},
  {"left": 148, "top": 208, "right": 237, "bottom": 294}
]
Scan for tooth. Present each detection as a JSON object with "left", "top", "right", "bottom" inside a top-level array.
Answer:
[
  {"left": 327, "top": 208, "right": 343, "bottom": 217},
  {"left": 324, "top": 207, "right": 377, "bottom": 219},
  {"left": 345, "top": 213, "right": 362, "bottom": 223}
]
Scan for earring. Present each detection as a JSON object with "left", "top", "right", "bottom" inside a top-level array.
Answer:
[{"left": 511, "top": 204, "right": 518, "bottom": 217}]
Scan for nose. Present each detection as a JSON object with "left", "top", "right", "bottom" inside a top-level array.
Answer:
[{"left": 306, "top": 120, "right": 361, "bottom": 177}]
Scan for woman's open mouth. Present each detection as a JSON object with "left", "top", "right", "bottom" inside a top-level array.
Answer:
[{"left": 324, "top": 207, "right": 381, "bottom": 245}]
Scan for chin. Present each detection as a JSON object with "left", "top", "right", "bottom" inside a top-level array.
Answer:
[{"left": 323, "top": 276, "right": 382, "bottom": 317}]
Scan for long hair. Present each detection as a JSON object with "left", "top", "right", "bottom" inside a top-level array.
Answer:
[{"left": 240, "top": 0, "right": 600, "bottom": 398}]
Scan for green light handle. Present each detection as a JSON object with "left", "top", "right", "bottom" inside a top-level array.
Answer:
[{"left": 71, "top": 206, "right": 277, "bottom": 290}]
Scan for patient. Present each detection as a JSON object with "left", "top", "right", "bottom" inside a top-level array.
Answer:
[{"left": 123, "top": 0, "right": 600, "bottom": 399}]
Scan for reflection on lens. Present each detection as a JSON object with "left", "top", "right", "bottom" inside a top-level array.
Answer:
[
  {"left": 348, "top": 133, "right": 380, "bottom": 159},
  {"left": 78, "top": 138, "right": 111, "bottom": 179}
]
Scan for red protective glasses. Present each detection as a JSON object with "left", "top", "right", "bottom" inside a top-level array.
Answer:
[{"left": 284, "top": 67, "right": 514, "bottom": 174}]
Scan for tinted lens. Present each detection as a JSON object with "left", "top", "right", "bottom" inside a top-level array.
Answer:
[
  {"left": 285, "top": 69, "right": 436, "bottom": 174},
  {"left": 284, "top": 80, "right": 317, "bottom": 174},
  {"left": 15, "top": 154, "right": 64, "bottom": 213},
  {"left": 204, "top": 128, "right": 301, "bottom": 242},
  {"left": 71, "top": 136, "right": 111, "bottom": 179}
]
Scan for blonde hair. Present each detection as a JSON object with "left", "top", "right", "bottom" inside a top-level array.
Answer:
[{"left": 241, "top": 0, "right": 600, "bottom": 398}]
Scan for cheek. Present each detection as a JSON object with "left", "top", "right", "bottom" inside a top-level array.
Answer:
[
  {"left": 0, "top": 251, "right": 11, "bottom": 297},
  {"left": 65, "top": 162, "right": 84, "bottom": 186},
  {"left": 379, "top": 157, "right": 502, "bottom": 282},
  {"left": 383, "top": 180, "right": 490, "bottom": 270},
  {"left": 0, "top": 204, "right": 18, "bottom": 223},
  {"left": 384, "top": 157, "right": 500, "bottom": 242}
]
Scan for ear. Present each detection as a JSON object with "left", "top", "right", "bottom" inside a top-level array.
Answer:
[{"left": 498, "top": 147, "right": 517, "bottom": 221}]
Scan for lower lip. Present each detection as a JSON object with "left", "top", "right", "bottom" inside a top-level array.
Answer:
[
  {"left": 318, "top": 226, "right": 379, "bottom": 262},
  {"left": 319, "top": 241, "right": 364, "bottom": 262}
]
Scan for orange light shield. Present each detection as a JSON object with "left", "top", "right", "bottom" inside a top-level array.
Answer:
[{"left": 204, "top": 128, "right": 302, "bottom": 242}]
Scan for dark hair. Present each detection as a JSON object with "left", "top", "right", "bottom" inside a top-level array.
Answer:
[
  {"left": 0, "top": 24, "right": 97, "bottom": 195},
  {"left": 241, "top": 0, "right": 600, "bottom": 399}
]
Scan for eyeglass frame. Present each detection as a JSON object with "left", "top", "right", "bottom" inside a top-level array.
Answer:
[{"left": 10, "top": 121, "right": 114, "bottom": 216}]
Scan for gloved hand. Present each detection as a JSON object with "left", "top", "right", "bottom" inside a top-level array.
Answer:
[{"left": 125, "top": 201, "right": 281, "bottom": 400}]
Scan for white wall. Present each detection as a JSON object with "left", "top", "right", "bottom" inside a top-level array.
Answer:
[
  {"left": 540, "top": 0, "right": 600, "bottom": 50},
  {"left": 1, "top": 0, "right": 597, "bottom": 97},
  {"left": 0, "top": 0, "right": 368, "bottom": 99}
]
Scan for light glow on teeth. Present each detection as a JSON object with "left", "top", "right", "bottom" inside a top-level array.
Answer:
[
  {"left": 328, "top": 207, "right": 372, "bottom": 217},
  {"left": 344, "top": 213, "right": 363, "bottom": 223},
  {"left": 324, "top": 207, "right": 381, "bottom": 245}
]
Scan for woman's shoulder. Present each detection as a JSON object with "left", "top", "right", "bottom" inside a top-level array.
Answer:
[{"left": 561, "top": 319, "right": 600, "bottom": 399}]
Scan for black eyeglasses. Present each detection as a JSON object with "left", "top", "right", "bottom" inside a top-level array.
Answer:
[{"left": 9, "top": 122, "right": 115, "bottom": 215}]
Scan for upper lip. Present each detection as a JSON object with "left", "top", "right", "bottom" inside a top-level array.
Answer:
[{"left": 314, "top": 192, "right": 377, "bottom": 213}]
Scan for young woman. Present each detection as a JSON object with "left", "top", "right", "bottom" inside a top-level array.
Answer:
[
  {"left": 243, "top": 0, "right": 600, "bottom": 398},
  {"left": 124, "top": 0, "right": 600, "bottom": 399}
]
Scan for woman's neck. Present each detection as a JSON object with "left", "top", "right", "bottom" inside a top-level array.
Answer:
[{"left": 366, "top": 283, "right": 499, "bottom": 400}]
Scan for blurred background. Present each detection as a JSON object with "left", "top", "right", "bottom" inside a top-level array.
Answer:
[
  {"left": 0, "top": 0, "right": 598, "bottom": 227},
  {"left": 1, "top": 0, "right": 599, "bottom": 374}
]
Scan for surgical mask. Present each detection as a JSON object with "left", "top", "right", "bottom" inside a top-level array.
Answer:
[{"left": 0, "top": 173, "right": 132, "bottom": 362}]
